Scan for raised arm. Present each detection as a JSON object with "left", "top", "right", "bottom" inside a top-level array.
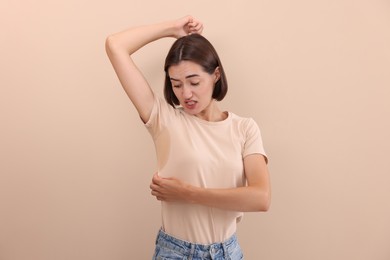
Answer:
[{"left": 105, "top": 16, "right": 203, "bottom": 123}]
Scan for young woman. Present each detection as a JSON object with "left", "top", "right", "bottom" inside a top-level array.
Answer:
[{"left": 106, "top": 15, "right": 271, "bottom": 260}]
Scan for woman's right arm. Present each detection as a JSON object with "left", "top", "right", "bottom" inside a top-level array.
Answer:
[{"left": 105, "top": 16, "right": 203, "bottom": 123}]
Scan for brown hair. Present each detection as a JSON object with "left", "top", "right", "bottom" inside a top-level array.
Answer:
[{"left": 164, "top": 34, "right": 228, "bottom": 107}]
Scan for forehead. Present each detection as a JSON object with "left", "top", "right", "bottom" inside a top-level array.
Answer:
[{"left": 168, "top": 61, "right": 205, "bottom": 78}]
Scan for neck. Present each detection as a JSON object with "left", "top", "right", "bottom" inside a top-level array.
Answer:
[{"left": 195, "top": 100, "right": 227, "bottom": 122}]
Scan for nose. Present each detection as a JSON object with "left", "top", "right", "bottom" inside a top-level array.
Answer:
[{"left": 182, "top": 85, "right": 193, "bottom": 99}]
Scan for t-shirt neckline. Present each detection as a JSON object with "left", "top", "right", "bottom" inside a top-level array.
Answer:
[{"left": 183, "top": 110, "right": 232, "bottom": 126}]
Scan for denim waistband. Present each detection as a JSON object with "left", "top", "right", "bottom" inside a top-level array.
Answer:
[{"left": 155, "top": 229, "right": 238, "bottom": 259}]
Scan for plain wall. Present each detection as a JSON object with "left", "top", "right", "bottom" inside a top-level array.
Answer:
[{"left": 1, "top": 0, "right": 390, "bottom": 259}]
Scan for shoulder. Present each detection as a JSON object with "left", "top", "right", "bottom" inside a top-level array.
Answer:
[
  {"left": 229, "top": 112, "right": 259, "bottom": 131},
  {"left": 146, "top": 93, "right": 198, "bottom": 124},
  {"left": 145, "top": 93, "right": 180, "bottom": 127}
]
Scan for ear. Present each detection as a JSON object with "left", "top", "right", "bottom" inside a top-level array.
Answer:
[{"left": 214, "top": 67, "right": 221, "bottom": 83}]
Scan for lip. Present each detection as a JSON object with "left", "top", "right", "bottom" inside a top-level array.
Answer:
[{"left": 184, "top": 100, "right": 197, "bottom": 110}]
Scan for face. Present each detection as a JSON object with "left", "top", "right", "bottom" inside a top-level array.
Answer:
[{"left": 168, "top": 61, "right": 220, "bottom": 116}]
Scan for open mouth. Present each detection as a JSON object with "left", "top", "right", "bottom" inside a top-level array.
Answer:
[{"left": 184, "top": 100, "right": 197, "bottom": 109}]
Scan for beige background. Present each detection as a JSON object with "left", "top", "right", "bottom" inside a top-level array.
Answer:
[{"left": 1, "top": 0, "right": 390, "bottom": 259}]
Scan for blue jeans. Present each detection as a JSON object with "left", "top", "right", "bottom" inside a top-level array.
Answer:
[{"left": 152, "top": 229, "right": 244, "bottom": 260}]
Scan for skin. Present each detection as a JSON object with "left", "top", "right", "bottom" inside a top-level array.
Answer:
[
  {"left": 106, "top": 15, "right": 271, "bottom": 213},
  {"left": 169, "top": 61, "right": 224, "bottom": 121}
]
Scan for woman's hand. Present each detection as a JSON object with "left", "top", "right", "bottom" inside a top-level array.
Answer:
[
  {"left": 172, "top": 15, "right": 203, "bottom": 38},
  {"left": 150, "top": 173, "right": 193, "bottom": 203}
]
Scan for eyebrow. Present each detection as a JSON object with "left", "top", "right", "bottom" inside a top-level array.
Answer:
[{"left": 170, "top": 74, "right": 200, "bottom": 81}]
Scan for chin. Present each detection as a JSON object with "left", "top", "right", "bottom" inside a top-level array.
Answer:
[{"left": 183, "top": 108, "right": 199, "bottom": 115}]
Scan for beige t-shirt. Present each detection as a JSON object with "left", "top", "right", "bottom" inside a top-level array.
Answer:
[{"left": 145, "top": 94, "right": 267, "bottom": 244}]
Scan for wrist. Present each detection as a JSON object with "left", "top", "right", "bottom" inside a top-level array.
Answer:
[
  {"left": 186, "top": 185, "right": 199, "bottom": 204},
  {"left": 157, "top": 20, "right": 177, "bottom": 38}
]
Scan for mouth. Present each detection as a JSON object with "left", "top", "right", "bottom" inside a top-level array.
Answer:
[{"left": 184, "top": 100, "right": 197, "bottom": 109}]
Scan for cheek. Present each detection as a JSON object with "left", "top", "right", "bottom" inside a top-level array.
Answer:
[
  {"left": 171, "top": 88, "right": 179, "bottom": 97},
  {"left": 203, "top": 82, "right": 215, "bottom": 96}
]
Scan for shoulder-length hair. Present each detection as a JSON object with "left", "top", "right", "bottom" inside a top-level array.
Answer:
[{"left": 163, "top": 34, "right": 228, "bottom": 107}]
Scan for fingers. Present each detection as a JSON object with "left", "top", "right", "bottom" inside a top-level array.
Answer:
[
  {"left": 152, "top": 172, "right": 162, "bottom": 184},
  {"left": 150, "top": 182, "right": 163, "bottom": 200},
  {"left": 150, "top": 172, "right": 182, "bottom": 202},
  {"left": 182, "top": 15, "right": 203, "bottom": 34},
  {"left": 150, "top": 187, "right": 165, "bottom": 201},
  {"left": 173, "top": 15, "right": 204, "bottom": 38},
  {"left": 150, "top": 173, "right": 161, "bottom": 190},
  {"left": 150, "top": 173, "right": 159, "bottom": 192},
  {"left": 188, "top": 18, "right": 203, "bottom": 35},
  {"left": 150, "top": 172, "right": 165, "bottom": 201}
]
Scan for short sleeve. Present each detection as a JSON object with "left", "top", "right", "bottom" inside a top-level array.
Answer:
[
  {"left": 242, "top": 118, "right": 268, "bottom": 163},
  {"left": 144, "top": 93, "right": 175, "bottom": 139}
]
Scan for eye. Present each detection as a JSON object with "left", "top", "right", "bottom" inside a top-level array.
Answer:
[
  {"left": 172, "top": 84, "right": 182, "bottom": 88},
  {"left": 191, "top": 82, "right": 200, "bottom": 86}
]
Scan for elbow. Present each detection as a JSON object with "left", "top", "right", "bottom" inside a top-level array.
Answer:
[
  {"left": 105, "top": 35, "right": 115, "bottom": 55},
  {"left": 262, "top": 196, "right": 271, "bottom": 212},
  {"left": 105, "top": 34, "right": 121, "bottom": 56},
  {"left": 256, "top": 190, "right": 271, "bottom": 212}
]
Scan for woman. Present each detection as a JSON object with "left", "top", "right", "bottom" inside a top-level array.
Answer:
[{"left": 106, "top": 15, "right": 271, "bottom": 260}]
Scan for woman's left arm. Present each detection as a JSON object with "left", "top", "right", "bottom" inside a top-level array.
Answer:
[{"left": 150, "top": 154, "right": 271, "bottom": 212}]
